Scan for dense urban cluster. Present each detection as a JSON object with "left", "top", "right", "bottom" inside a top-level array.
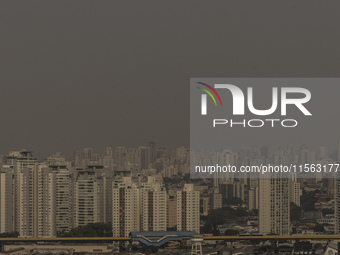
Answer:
[
  {"left": 0, "top": 143, "right": 338, "bottom": 250},
  {"left": 0, "top": 144, "right": 199, "bottom": 238}
]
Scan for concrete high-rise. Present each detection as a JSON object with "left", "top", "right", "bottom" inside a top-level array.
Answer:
[
  {"left": 51, "top": 165, "right": 73, "bottom": 232},
  {"left": 338, "top": 138, "right": 340, "bottom": 162},
  {"left": 167, "top": 195, "right": 177, "bottom": 229},
  {"left": 141, "top": 177, "right": 167, "bottom": 232},
  {"left": 138, "top": 146, "right": 149, "bottom": 170},
  {"left": 12, "top": 150, "right": 37, "bottom": 234},
  {"left": 18, "top": 164, "right": 56, "bottom": 237},
  {"left": 36, "top": 165, "right": 56, "bottom": 237},
  {"left": 73, "top": 167, "right": 110, "bottom": 227},
  {"left": 210, "top": 188, "right": 222, "bottom": 210},
  {"left": 2, "top": 150, "right": 58, "bottom": 237},
  {"left": 290, "top": 178, "right": 302, "bottom": 207},
  {"left": 335, "top": 175, "right": 340, "bottom": 234},
  {"left": 0, "top": 166, "right": 16, "bottom": 233},
  {"left": 259, "top": 177, "right": 290, "bottom": 235},
  {"left": 177, "top": 184, "right": 200, "bottom": 233},
  {"left": 112, "top": 176, "right": 140, "bottom": 237}
]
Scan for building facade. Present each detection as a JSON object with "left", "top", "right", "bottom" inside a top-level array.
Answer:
[{"left": 177, "top": 184, "right": 200, "bottom": 233}]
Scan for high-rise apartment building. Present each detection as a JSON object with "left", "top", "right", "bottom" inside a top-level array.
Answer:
[
  {"left": 248, "top": 187, "right": 259, "bottom": 211},
  {"left": 210, "top": 188, "right": 222, "bottom": 210},
  {"left": 18, "top": 164, "right": 56, "bottom": 237},
  {"left": 335, "top": 175, "right": 340, "bottom": 234},
  {"left": 13, "top": 150, "right": 37, "bottom": 234},
  {"left": 141, "top": 177, "right": 167, "bottom": 232},
  {"left": 74, "top": 170, "right": 96, "bottom": 227},
  {"left": 148, "top": 142, "right": 157, "bottom": 167},
  {"left": 338, "top": 138, "right": 340, "bottom": 162},
  {"left": 167, "top": 195, "right": 177, "bottom": 229},
  {"left": 259, "top": 177, "right": 290, "bottom": 235},
  {"left": 290, "top": 179, "right": 302, "bottom": 207},
  {"left": 139, "top": 146, "right": 149, "bottom": 170},
  {"left": 74, "top": 167, "right": 110, "bottom": 227},
  {"left": 36, "top": 165, "right": 56, "bottom": 237},
  {"left": 112, "top": 176, "right": 140, "bottom": 237},
  {"left": 0, "top": 166, "right": 16, "bottom": 233},
  {"left": 114, "top": 146, "right": 127, "bottom": 171},
  {"left": 52, "top": 165, "right": 73, "bottom": 232},
  {"left": 177, "top": 184, "right": 200, "bottom": 233}
]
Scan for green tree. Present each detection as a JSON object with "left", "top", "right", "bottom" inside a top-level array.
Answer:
[
  {"left": 224, "top": 229, "right": 239, "bottom": 236},
  {"left": 223, "top": 197, "right": 243, "bottom": 206},
  {"left": 294, "top": 241, "right": 312, "bottom": 252},
  {"left": 0, "top": 231, "right": 19, "bottom": 238},
  {"left": 58, "top": 223, "right": 112, "bottom": 237},
  {"left": 300, "top": 193, "right": 317, "bottom": 211},
  {"left": 314, "top": 224, "right": 324, "bottom": 233},
  {"left": 321, "top": 208, "right": 334, "bottom": 216},
  {"left": 202, "top": 207, "right": 249, "bottom": 234},
  {"left": 142, "top": 245, "right": 159, "bottom": 254},
  {"left": 290, "top": 202, "right": 302, "bottom": 221}
]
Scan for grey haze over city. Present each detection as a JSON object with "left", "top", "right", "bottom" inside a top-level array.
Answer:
[{"left": 1, "top": 1, "right": 340, "bottom": 159}]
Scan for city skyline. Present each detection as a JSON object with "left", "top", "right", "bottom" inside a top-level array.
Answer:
[
  {"left": 2, "top": 0, "right": 340, "bottom": 253},
  {"left": 0, "top": 141, "right": 337, "bottom": 254},
  {"left": 1, "top": 141, "right": 338, "bottom": 162}
]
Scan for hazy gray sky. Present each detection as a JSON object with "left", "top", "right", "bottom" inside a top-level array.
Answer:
[{"left": 1, "top": 1, "right": 340, "bottom": 158}]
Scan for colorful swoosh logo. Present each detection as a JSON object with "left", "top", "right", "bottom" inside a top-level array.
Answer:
[{"left": 196, "top": 82, "right": 223, "bottom": 106}]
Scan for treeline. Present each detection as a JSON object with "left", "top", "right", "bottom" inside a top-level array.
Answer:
[
  {"left": 0, "top": 232, "right": 19, "bottom": 238},
  {"left": 201, "top": 206, "right": 251, "bottom": 235},
  {"left": 58, "top": 223, "right": 112, "bottom": 237}
]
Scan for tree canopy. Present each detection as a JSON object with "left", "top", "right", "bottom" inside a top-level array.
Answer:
[{"left": 58, "top": 223, "right": 112, "bottom": 237}]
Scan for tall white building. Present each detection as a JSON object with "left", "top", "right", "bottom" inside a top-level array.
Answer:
[
  {"left": 0, "top": 166, "right": 16, "bottom": 233},
  {"left": 103, "top": 146, "right": 114, "bottom": 170},
  {"left": 290, "top": 179, "right": 302, "bottom": 207},
  {"left": 138, "top": 146, "right": 149, "bottom": 170},
  {"left": 216, "top": 150, "right": 236, "bottom": 185},
  {"left": 338, "top": 139, "right": 340, "bottom": 162},
  {"left": 167, "top": 195, "right": 178, "bottom": 228},
  {"left": 248, "top": 187, "right": 258, "bottom": 211},
  {"left": 12, "top": 150, "right": 37, "bottom": 233},
  {"left": 335, "top": 176, "right": 340, "bottom": 234},
  {"left": 36, "top": 165, "right": 56, "bottom": 237},
  {"left": 74, "top": 170, "right": 96, "bottom": 227},
  {"left": 114, "top": 146, "right": 127, "bottom": 171},
  {"left": 94, "top": 174, "right": 112, "bottom": 224},
  {"left": 73, "top": 167, "right": 110, "bottom": 227},
  {"left": 259, "top": 177, "right": 290, "bottom": 235},
  {"left": 52, "top": 165, "right": 73, "bottom": 232},
  {"left": 177, "top": 184, "right": 200, "bottom": 233},
  {"left": 17, "top": 164, "right": 56, "bottom": 237},
  {"left": 112, "top": 177, "right": 140, "bottom": 237},
  {"left": 141, "top": 177, "right": 167, "bottom": 232},
  {"left": 210, "top": 188, "right": 222, "bottom": 210}
]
